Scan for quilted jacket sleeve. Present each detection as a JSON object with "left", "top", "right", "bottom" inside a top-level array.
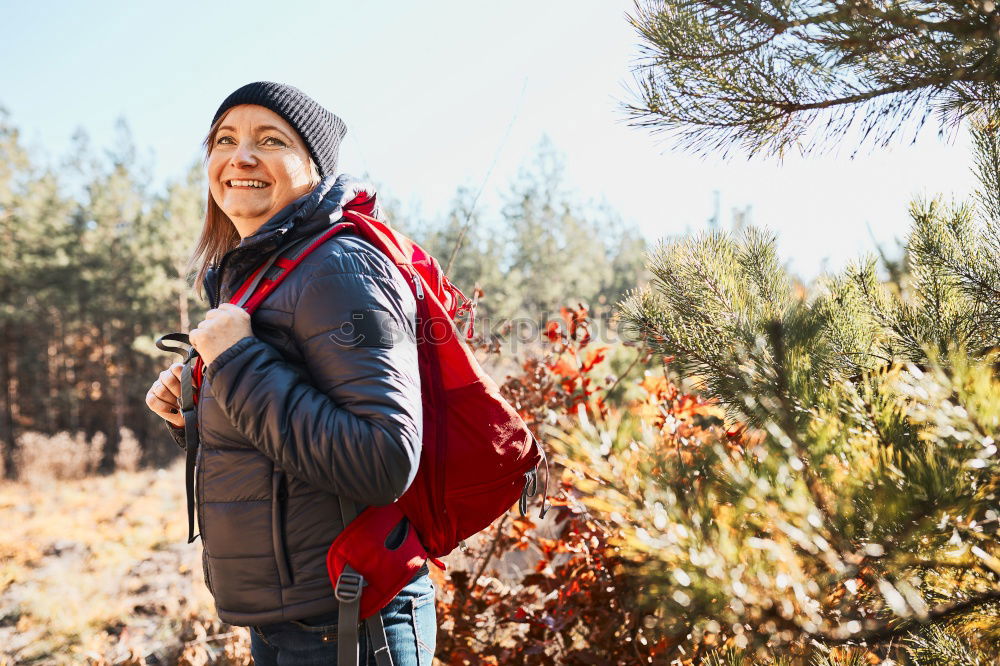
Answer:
[{"left": 202, "top": 240, "right": 422, "bottom": 506}]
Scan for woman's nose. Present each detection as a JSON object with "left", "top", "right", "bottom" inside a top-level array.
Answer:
[{"left": 231, "top": 142, "right": 258, "bottom": 167}]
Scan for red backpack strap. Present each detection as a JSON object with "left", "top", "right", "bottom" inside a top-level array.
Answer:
[
  {"left": 186, "top": 220, "right": 356, "bottom": 398},
  {"left": 237, "top": 221, "right": 356, "bottom": 314}
]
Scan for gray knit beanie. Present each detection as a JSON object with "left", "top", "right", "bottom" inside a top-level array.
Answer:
[{"left": 212, "top": 81, "right": 347, "bottom": 178}]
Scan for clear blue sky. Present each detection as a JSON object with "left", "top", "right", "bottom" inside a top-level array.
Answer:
[{"left": 1, "top": 0, "right": 978, "bottom": 279}]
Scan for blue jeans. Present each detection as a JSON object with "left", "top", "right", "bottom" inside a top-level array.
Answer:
[{"left": 249, "top": 569, "right": 436, "bottom": 665}]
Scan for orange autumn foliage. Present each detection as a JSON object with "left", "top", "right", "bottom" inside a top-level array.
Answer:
[{"left": 432, "top": 304, "right": 749, "bottom": 664}]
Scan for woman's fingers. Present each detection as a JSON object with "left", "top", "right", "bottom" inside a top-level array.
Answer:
[
  {"left": 145, "top": 381, "right": 184, "bottom": 428},
  {"left": 162, "top": 411, "right": 185, "bottom": 428},
  {"left": 160, "top": 363, "right": 183, "bottom": 398},
  {"left": 146, "top": 390, "right": 178, "bottom": 414},
  {"left": 147, "top": 378, "right": 179, "bottom": 410},
  {"left": 145, "top": 363, "right": 187, "bottom": 429}
]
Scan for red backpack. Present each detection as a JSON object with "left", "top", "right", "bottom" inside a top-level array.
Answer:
[{"left": 160, "top": 190, "right": 547, "bottom": 666}]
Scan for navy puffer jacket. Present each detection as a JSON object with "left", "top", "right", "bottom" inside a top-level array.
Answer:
[{"left": 167, "top": 175, "right": 421, "bottom": 625}]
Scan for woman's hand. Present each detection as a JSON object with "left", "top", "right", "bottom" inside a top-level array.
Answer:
[
  {"left": 189, "top": 303, "right": 253, "bottom": 367},
  {"left": 146, "top": 362, "right": 185, "bottom": 428}
]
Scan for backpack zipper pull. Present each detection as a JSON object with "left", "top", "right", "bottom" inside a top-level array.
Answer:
[{"left": 412, "top": 274, "right": 424, "bottom": 300}]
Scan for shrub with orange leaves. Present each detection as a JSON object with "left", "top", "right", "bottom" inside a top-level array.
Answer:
[
  {"left": 437, "top": 299, "right": 1000, "bottom": 665},
  {"left": 432, "top": 303, "right": 738, "bottom": 664}
]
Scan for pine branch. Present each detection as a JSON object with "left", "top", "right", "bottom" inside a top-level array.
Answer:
[
  {"left": 817, "top": 588, "right": 1000, "bottom": 645},
  {"left": 763, "top": 319, "right": 855, "bottom": 562},
  {"left": 625, "top": 0, "right": 1000, "bottom": 155}
]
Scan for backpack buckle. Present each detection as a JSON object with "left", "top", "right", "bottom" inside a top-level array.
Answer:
[
  {"left": 335, "top": 571, "right": 364, "bottom": 602},
  {"left": 519, "top": 469, "right": 538, "bottom": 516}
]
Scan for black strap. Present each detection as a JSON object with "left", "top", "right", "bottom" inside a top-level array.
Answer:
[
  {"left": 156, "top": 333, "right": 202, "bottom": 543},
  {"left": 366, "top": 613, "right": 392, "bottom": 666},
  {"left": 336, "top": 498, "right": 394, "bottom": 666},
  {"left": 519, "top": 468, "right": 536, "bottom": 517},
  {"left": 336, "top": 562, "right": 365, "bottom": 666},
  {"left": 182, "top": 407, "right": 199, "bottom": 543},
  {"left": 537, "top": 439, "right": 551, "bottom": 519},
  {"left": 519, "top": 434, "right": 551, "bottom": 519},
  {"left": 179, "top": 344, "right": 200, "bottom": 543},
  {"left": 339, "top": 496, "right": 358, "bottom": 524},
  {"left": 155, "top": 332, "right": 195, "bottom": 358}
]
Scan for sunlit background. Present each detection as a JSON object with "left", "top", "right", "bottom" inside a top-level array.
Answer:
[
  {"left": 1, "top": 0, "right": 978, "bottom": 279},
  {"left": 6, "top": 2, "right": 1000, "bottom": 664}
]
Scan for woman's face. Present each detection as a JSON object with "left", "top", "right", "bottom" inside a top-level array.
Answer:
[{"left": 207, "top": 104, "right": 317, "bottom": 237}]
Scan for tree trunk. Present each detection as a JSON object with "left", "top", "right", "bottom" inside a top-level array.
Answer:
[
  {"left": 1, "top": 323, "right": 19, "bottom": 480},
  {"left": 179, "top": 286, "right": 189, "bottom": 333},
  {"left": 47, "top": 310, "right": 59, "bottom": 429},
  {"left": 55, "top": 315, "right": 69, "bottom": 430},
  {"left": 98, "top": 319, "right": 120, "bottom": 473},
  {"left": 65, "top": 322, "right": 79, "bottom": 430}
]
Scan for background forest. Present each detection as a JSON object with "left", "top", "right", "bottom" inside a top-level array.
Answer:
[
  {"left": 5, "top": 0, "right": 1000, "bottom": 665},
  {"left": 0, "top": 125, "right": 647, "bottom": 478}
]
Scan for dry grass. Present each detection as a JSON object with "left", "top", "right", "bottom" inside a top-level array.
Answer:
[
  {"left": 0, "top": 455, "right": 251, "bottom": 665},
  {"left": 9, "top": 429, "right": 142, "bottom": 482},
  {"left": 0, "top": 432, "right": 469, "bottom": 665}
]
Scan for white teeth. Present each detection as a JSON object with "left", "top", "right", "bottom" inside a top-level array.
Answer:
[{"left": 228, "top": 179, "right": 267, "bottom": 188}]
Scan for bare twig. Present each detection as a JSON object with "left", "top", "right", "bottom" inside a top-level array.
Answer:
[
  {"left": 467, "top": 513, "right": 511, "bottom": 603},
  {"left": 603, "top": 342, "right": 648, "bottom": 403}
]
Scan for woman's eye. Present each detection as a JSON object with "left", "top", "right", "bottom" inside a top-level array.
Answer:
[
  {"left": 262, "top": 136, "right": 286, "bottom": 147},
  {"left": 216, "top": 136, "right": 235, "bottom": 145}
]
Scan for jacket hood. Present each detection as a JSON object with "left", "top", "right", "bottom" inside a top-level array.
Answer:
[{"left": 204, "top": 174, "right": 383, "bottom": 306}]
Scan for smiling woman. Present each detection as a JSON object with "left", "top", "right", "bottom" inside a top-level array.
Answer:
[
  {"left": 190, "top": 100, "right": 329, "bottom": 295},
  {"left": 206, "top": 106, "right": 319, "bottom": 239},
  {"left": 142, "top": 81, "right": 435, "bottom": 666}
]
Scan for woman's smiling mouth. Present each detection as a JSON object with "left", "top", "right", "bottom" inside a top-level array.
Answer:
[{"left": 226, "top": 179, "right": 271, "bottom": 189}]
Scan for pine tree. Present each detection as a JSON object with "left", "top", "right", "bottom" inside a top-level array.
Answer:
[
  {"left": 65, "top": 120, "right": 153, "bottom": 471},
  {"left": 598, "top": 9, "right": 1000, "bottom": 656},
  {"left": 503, "top": 144, "right": 648, "bottom": 356},
  {"left": 417, "top": 185, "right": 518, "bottom": 323},
  {"left": 0, "top": 108, "right": 34, "bottom": 478},
  {"left": 0, "top": 116, "right": 192, "bottom": 474},
  {"left": 502, "top": 139, "right": 614, "bottom": 321},
  {"left": 574, "top": 111, "right": 1000, "bottom": 661},
  {"left": 412, "top": 140, "right": 649, "bottom": 339},
  {"left": 125, "top": 162, "right": 206, "bottom": 465},
  {"left": 0, "top": 108, "right": 75, "bottom": 478},
  {"left": 624, "top": 0, "right": 1000, "bottom": 157}
]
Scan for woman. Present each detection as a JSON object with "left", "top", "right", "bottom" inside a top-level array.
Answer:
[{"left": 144, "top": 81, "right": 436, "bottom": 665}]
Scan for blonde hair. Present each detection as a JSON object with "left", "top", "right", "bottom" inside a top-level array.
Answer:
[{"left": 188, "top": 111, "right": 321, "bottom": 300}]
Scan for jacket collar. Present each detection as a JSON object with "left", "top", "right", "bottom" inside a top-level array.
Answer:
[{"left": 204, "top": 174, "right": 380, "bottom": 307}]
